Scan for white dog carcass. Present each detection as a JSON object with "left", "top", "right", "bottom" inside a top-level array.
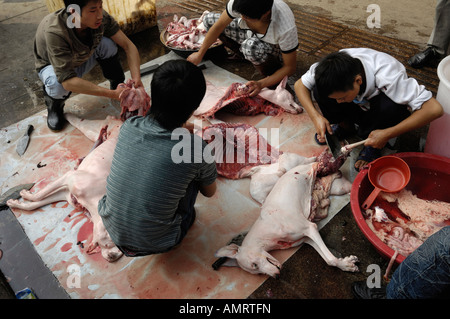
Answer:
[
  {"left": 215, "top": 149, "right": 359, "bottom": 277},
  {"left": 7, "top": 82, "right": 151, "bottom": 262}
]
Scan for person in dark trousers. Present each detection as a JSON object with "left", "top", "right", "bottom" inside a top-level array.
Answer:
[
  {"left": 187, "top": 0, "right": 298, "bottom": 97},
  {"left": 352, "top": 226, "right": 450, "bottom": 299},
  {"left": 98, "top": 60, "right": 217, "bottom": 257},
  {"left": 295, "top": 48, "right": 443, "bottom": 171},
  {"left": 408, "top": 0, "right": 449, "bottom": 69},
  {"left": 34, "top": 0, "right": 142, "bottom": 131}
]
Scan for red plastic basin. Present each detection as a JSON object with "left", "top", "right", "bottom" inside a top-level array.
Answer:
[{"left": 350, "top": 152, "right": 450, "bottom": 264}]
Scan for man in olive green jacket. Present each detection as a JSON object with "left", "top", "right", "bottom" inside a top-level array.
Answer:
[{"left": 34, "top": 0, "right": 142, "bottom": 131}]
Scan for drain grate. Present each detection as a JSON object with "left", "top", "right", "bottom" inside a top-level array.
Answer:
[
  {"left": 294, "top": 9, "right": 347, "bottom": 55},
  {"left": 171, "top": 0, "right": 226, "bottom": 15}
]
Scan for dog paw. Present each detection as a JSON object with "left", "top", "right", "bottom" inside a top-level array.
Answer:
[
  {"left": 6, "top": 198, "right": 20, "bottom": 208},
  {"left": 339, "top": 255, "right": 359, "bottom": 272},
  {"left": 19, "top": 189, "right": 33, "bottom": 200}
]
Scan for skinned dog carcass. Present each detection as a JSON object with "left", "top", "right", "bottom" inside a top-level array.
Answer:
[
  {"left": 214, "top": 149, "right": 359, "bottom": 277},
  {"left": 194, "top": 76, "right": 302, "bottom": 118},
  {"left": 7, "top": 81, "right": 150, "bottom": 262}
]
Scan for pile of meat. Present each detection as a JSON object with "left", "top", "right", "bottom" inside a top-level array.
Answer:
[
  {"left": 197, "top": 83, "right": 285, "bottom": 118},
  {"left": 195, "top": 77, "right": 302, "bottom": 118},
  {"left": 364, "top": 190, "right": 450, "bottom": 257},
  {"left": 165, "top": 11, "right": 221, "bottom": 50},
  {"left": 195, "top": 76, "right": 302, "bottom": 179},
  {"left": 201, "top": 123, "right": 281, "bottom": 179},
  {"left": 118, "top": 79, "right": 151, "bottom": 121}
]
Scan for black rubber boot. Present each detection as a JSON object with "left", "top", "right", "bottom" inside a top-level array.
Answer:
[
  {"left": 43, "top": 86, "right": 68, "bottom": 131},
  {"left": 97, "top": 53, "right": 125, "bottom": 90},
  {"left": 351, "top": 281, "right": 386, "bottom": 299}
]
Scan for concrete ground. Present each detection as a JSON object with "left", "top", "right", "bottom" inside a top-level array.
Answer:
[{"left": 0, "top": 0, "right": 441, "bottom": 299}]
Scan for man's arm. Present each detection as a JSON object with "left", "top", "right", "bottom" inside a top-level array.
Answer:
[
  {"left": 199, "top": 181, "right": 217, "bottom": 198},
  {"left": 62, "top": 30, "right": 142, "bottom": 99},
  {"left": 187, "top": 10, "right": 232, "bottom": 65},
  {"left": 110, "top": 29, "right": 142, "bottom": 87},
  {"left": 62, "top": 76, "right": 125, "bottom": 100},
  {"left": 365, "top": 97, "right": 444, "bottom": 149},
  {"left": 246, "top": 50, "right": 297, "bottom": 96},
  {"left": 294, "top": 78, "right": 332, "bottom": 140}
]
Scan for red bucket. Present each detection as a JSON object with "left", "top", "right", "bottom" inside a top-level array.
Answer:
[
  {"left": 361, "top": 156, "right": 411, "bottom": 210},
  {"left": 351, "top": 152, "right": 450, "bottom": 264}
]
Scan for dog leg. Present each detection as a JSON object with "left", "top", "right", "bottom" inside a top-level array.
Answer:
[
  {"left": 7, "top": 172, "right": 74, "bottom": 210},
  {"left": 7, "top": 190, "right": 68, "bottom": 211},
  {"left": 19, "top": 172, "right": 73, "bottom": 202},
  {"left": 304, "top": 223, "right": 358, "bottom": 272}
]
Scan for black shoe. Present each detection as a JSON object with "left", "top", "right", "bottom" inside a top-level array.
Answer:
[
  {"left": 351, "top": 281, "right": 386, "bottom": 299},
  {"left": 408, "top": 46, "right": 440, "bottom": 69},
  {"left": 43, "top": 86, "right": 67, "bottom": 131}
]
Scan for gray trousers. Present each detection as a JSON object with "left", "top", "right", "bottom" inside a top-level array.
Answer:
[{"left": 428, "top": 0, "right": 450, "bottom": 55}]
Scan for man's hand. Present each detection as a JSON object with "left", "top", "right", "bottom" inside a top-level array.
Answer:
[
  {"left": 111, "top": 85, "right": 128, "bottom": 100},
  {"left": 365, "top": 129, "right": 391, "bottom": 149},
  {"left": 133, "top": 78, "right": 144, "bottom": 88},
  {"left": 312, "top": 115, "right": 332, "bottom": 144},
  {"left": 187, "top": 52, "right": 203, "bottom": 66},
  {"left": 245, "top": 80, "right": 263, "bottom": 97}
]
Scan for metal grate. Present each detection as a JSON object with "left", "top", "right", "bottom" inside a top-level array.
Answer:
[{"left": 171, "top": 0, "right": 226, "bottom": 15}]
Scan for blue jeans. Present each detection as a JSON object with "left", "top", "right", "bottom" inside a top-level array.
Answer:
[
  {"left": 387, "top": 226, "right": 450, "bottom": 298},
  {"left": 39, "top": 37, "right": 118, "bottom": 99}
]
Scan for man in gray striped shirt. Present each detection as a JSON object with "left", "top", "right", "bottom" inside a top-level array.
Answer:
[{"left": 98, "top": 60, "right": 217, "bottom": 256}]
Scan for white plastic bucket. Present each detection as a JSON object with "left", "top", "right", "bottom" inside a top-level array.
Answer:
[{"left": 424, "top": 55, "right": 450, "bottom": 158}]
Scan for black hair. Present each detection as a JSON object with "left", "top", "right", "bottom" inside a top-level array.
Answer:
[
  {"left": 232, "top": 0, "right": 273, "bottom": 19},
  {"left": 314, "top": 51, "right": 363, "bottom": 98},
  {"left": 63, "top": 0, "right": 99, "bottom": 12},
  {"left": 150, "top": 60, "right": 206, "bottom": 131}
]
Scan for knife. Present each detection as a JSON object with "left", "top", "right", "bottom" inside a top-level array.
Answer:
[
  {"left": 140, "top": 63, "right": 207, "bottom": 77},
  {"left": 325, "top": 131, "right": 369, "bottom": 159},
  {"left": 212, "top": 232, "right": 247, "bottom": 270},
  {"left": 325, "top": 131, "right": 342, "bottom": 159},
  {"left": 16, "top": 124, "right": 34, "bottom": 156}
]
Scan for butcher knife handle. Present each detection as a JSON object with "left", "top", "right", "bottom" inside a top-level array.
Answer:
[
  {"left": 341, "top": 139, "right": 367, "bottom": 152},
  {"left": 26, "top": 124, "right": 34, "bottom": 135},
  {"left": 212, "top": 257, "right": 227, "bottom": 270}
]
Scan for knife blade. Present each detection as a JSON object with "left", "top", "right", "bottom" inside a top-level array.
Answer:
[
  {"left": 325, "top": 131, "right": 342, "bottom": 159},
  {"left": 140, "top": 64, "right": 160, "bottom": 76},
  {"left": 16, "top": 124, "right": 34, "bottom": 156},
  {"left": 140, "top": 63, "right": 207, "bottom": 77}
]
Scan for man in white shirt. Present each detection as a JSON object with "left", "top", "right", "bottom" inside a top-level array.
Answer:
[
  {"left": 187, "top": 0, "right": 298, "bottom": 97},
  {"left": 295, "top": 48, "right": 443, "bottom": 171}
]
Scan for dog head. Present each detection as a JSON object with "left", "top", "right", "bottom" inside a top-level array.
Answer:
[{"left": 215, "top": 243, "right": 281, "bottom": 278}]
